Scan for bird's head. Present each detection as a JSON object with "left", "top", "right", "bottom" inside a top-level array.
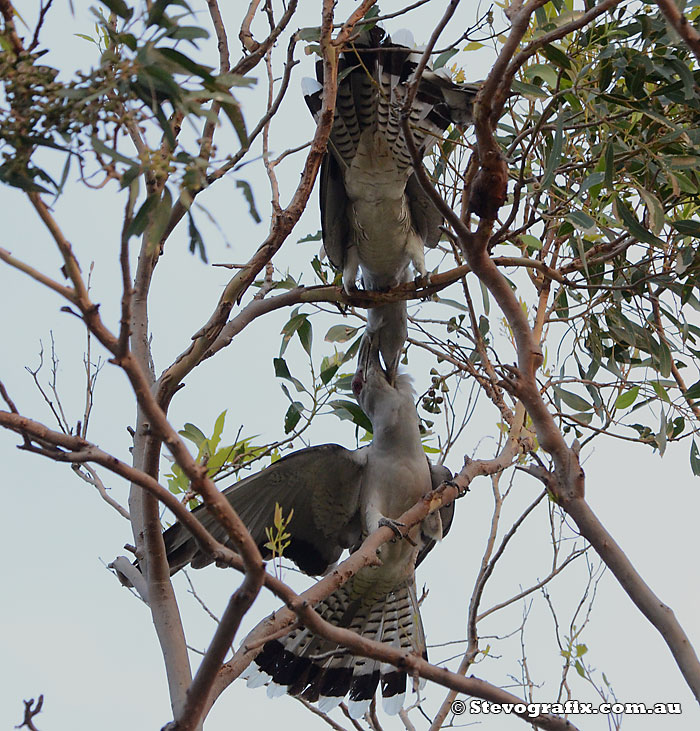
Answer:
[{"left": 352, "top": 332, "right": 415, "bottom": 427}]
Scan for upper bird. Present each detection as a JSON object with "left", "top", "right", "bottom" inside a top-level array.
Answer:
[
  {"left": 304, "top": 26, "right": 478, "bottom": 381},
  {"left": 161, "top": 331, "right": 454, "bottom": 717}
]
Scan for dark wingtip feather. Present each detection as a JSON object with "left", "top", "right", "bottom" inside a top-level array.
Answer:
[
  {"left": 381, "top": 669, "right": 407, "bottom": 699},
  {"left": 349, "top": 668, "right": 381, "bottom": 702},
  {"left": 319, "top": 666, "right": 354, "bottom": 699},
  {"left": 290, "top": 661, "right": 322, "bottom": 698}
]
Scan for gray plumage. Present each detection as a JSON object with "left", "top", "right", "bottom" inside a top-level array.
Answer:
[
  {"left": 244, "top": 334, "right": 453, "bottom": 716},
  {"left": 304, "top": 28, "right": 478, "bottom": 379},
  {"left": 162, "top": 443, "right": 366, "bottom": 577},
  {"left": 162, "top": 332, "right": 454, "bottom": 716}
]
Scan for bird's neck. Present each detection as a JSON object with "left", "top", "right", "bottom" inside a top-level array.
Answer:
[{"left": 370, "top": 405, "right": 423, "bottom": 457}]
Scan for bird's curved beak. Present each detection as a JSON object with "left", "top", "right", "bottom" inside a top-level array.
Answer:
[{"left": 355, "top": 331, "right": 389, "bottom": 389}]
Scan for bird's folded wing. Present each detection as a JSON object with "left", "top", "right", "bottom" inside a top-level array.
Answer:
[
  {"left": 415, "top": 462, "right": 455, "bottom": 568},
  {"left": 319, "top": 154, "right": 349, "bottom": 271},
  {"left": 164, "top": 444, "right": 367, "bottom": 576},
  {"left": 405, "top": 173, "right": 444, "bottom": 248}
]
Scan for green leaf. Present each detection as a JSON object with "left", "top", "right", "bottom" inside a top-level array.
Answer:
[
  {"left": 657, "top": 410, "right": 667, "bottom": 456},
  {"left": 603, "top": 142, "right": 614, "bottom": 189},
  {"left": 325, "top": 324, "right": 359, "bottom": 343},
  {"left": 334, "top": 374, "right": 355, "bottom": 392},
  {"left": 147, "top": 186, "right": 173, "bottom": 250},
  {"left": 541, "top": 116, "right": 563, "bottom": 190},
  {"left": 297, "top": 26, "right": 321, "bottom": 41},
  {"left": 614, "top": 198, "right": 666, "bottom": 247},
  {"left": 91, "top": 135, "right": 135, "bottom": 167},
  {"left": 120, "top": 165, "right": 141, "bottom": 189},
  {"left": 691, "top": 440, "right": 700, "bottom": 477},
  {"left": 319, "top": 363, "right": 339, "bottom": 385},
  {"left": 273, "top": 356, "right": 291, "bottom": 379},
  {"left": 524, "top": 63, "right": 559, "bottom": 88},
  {"left": 555, "top": 386, "right": 592, "bottom": 412},
  {"left": 297, "top": 319, "right": 312, "bottom": 356},
  {"left": 180, "top": 422, "right": 207, "bottom": 447},
  {"left": 127, "top": 194, "right": 159, "bottom": 238},
  {"left": 284, "top": 402, "right": 303, "bottom": 434},
  {"left": 554, "top": 288, "right": 568, "bottom": 319},
  {"left": 273, "top": 357, "right": 305, "bottom": 392},
  {"left": 579, "top": 171, "right": 605, "bottom": 197},
  {"left": 337, "top": 64, "right": 359, "bottom": 85},
  {"left": 652, "top": 338, "right": 673, "bottom": 378},
  {"left": 520, "top": 234, "right": 543, "bottom": 251},
  {"left": 280, "top": 312, "right": 308, "bottom": 356},
  {"left": 187, "top": 210, "right": 207, "bottom": 262},
  {"left": 575, "top": 234, "right": 590, "bottom": 281},
  {"left": 566, "top": 210, "right": 596, "bottom": 233},
  {"left": 434, "top": 296, "right": 468, "bottom": 311},
  {"left": 100, "top": 0, "right": 133, "bottom": 19},
  {"left": 574, "top": 660, "right": 585, "bottom": 678},
  {"left": 434, "top": 48, "right": 459, "bottom": 70},
  {"left": 157, "top": 48, "right": 215, "bottom": 82},
  {"left": 676, "top": 247, "right": 695, "bottom": 276},
  {"left": 480, "top": 279, "right": 490, "bottom": 316},
  {"left": 219, "top": 97, "right": 248, "bottom": 146},
  {"left": 683, "top": 379, "right": 700, "bottom": 401},
  {"left": 340, "top": 335, "right": 363, "bottom": 365},
  {"left": 542, "top": 43, "right": 571, "bottom": 69},
  {"left": 509, "top": 79, "right": 549, "bottom": 98},
  {"left": 478, "top": 315, "right": 490, "bottom": 337},
  {"left": 169, "top": 26, "right": 210, "bottom": 43},
  {"left": 236, "top": 179, "right": 261, "bottom": 223},
  {"left": 652, "top": 381, "right": 671, "bottom": 403},
  {"left": 615, "top": 386, "right": 639, "bottom": 409},
  {"left": 637, "top": 187, "right": 665, "bottom": 236},
  {"left": 0, "top": 160, "right": 53, "bottom": 193},
  {"left": 329, "top": 400, "right": 372, "bottom": 433},
  {"left": 672, "top": 219, "right": 700, "bottom": 236},
  {"left": 298, "top": 230, "right": 322, "bottom": 243},
  {"left": 211, "top": 411, "right": 226, "bottom": 452}
]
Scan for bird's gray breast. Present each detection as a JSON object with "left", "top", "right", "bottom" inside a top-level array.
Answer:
[{"left": 344, "top": 130, "right": 415, "bottom": 287}]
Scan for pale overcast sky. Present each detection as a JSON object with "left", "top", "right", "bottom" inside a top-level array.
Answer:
[{"left": 2, "top": 2, "right": 699, "bottom": 730}]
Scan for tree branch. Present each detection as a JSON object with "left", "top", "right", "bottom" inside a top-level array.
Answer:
[{"left": 655, "top": 0, "right": 700, "bottom": 64}]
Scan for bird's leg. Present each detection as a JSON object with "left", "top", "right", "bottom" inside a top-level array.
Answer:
[
  {"left": 411, "top": 262, "right": 432, "bottom": 291},
  {"left": 342, "top": 245, "right": 361, "bottom": 294},
  {"left": 409, "top": 241, "right": 433, "bottom": 289},
  {"left": 377, "top": 516, "right": 417, "bottom": 545}
]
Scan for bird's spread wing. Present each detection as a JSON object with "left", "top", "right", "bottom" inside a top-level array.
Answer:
[{"left": 164, "top": 444, "right": 367, "bottom": 576}]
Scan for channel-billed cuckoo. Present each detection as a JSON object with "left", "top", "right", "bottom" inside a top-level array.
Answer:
[
  {"left": 161, "top": 332, "right": 454, "bottom": 716},
  {"left": 303, "top": 27, "right": 478, "bottom": 381}
]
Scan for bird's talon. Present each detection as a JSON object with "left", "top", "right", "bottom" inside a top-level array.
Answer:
[
  {"left": 414, "top": 272, "right": 432, "bottom": 290},
  {"left": 445, "top": 478, "right": 469, "bottom": 498},
  {"left": 378, "top": 517, "right": 406, "bottom": 540}
]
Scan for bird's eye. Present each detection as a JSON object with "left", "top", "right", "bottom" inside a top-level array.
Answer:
[{"left": 351, "top": 374, "right": 363, "bottom": 396}]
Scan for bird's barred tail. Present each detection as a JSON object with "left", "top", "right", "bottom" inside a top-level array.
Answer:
[
  {"left": 243, "top": 579, "right": 427, "bottom": 718},
  {"left": 302, "top": 27, "right": 478, "bottom": 171}
]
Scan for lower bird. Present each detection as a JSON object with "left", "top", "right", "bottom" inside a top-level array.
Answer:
[{"left": 160, "top": 332, "right": 454, "bottom": 716}]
